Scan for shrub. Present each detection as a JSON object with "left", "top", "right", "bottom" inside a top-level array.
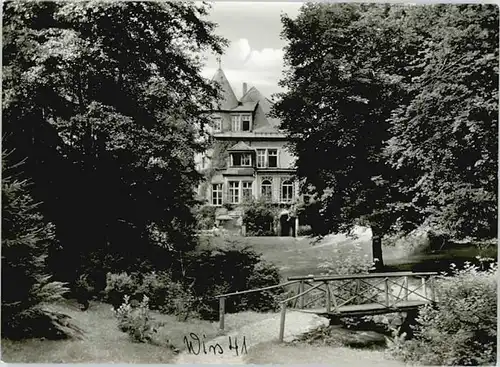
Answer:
[
  {"left": 241, "top": 261, "right": 282, "bottom": 312},
  {"left": 184, "top": 240, "right": 283, "bottom": 319},
  {"left": 194, "top": 205, "right": 217, "bottom": 230},
  {"left": 297, "top": 224, "right": 313, "bottom": 236},
  {"left": 105, "top": 271, "right": 198, "bottom": 320},
  {"left": 105, "top": 272, "right": 139, "bottom": 309},
  {"left": 73, "top": 273, "right": 95, "bottom": 310},
  {"left": 135, "top": 271, "right": 198, "bottom": 320},
  {"left": 387, "top": 262, "right": 497, "bottom": 366},
  {"left": 243, "top": 200, "right": 276, "bottom": 236},
  {"left": 113, "top": 295, "right": 164, "bottom": 343}
]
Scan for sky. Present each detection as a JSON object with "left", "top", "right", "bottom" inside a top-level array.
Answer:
[{"left": 200, "top": 2, "right": 304, "bottom": 100}]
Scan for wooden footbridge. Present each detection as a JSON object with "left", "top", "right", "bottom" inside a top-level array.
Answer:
[{"left": 215, "top": 271, "right": 439, "bottom": 342}]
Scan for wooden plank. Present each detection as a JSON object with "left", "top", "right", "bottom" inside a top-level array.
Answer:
[
  {"left": 314, "top": 271, "right": 438, "bottom": 282},
  {"left": 288, "top": 275, "right": 315, "bottom": 281},
  {"left": 279, "top": 303, "right": 287, "bottom": 342},
  {"left": 325, "top": 282, "right": 331, "bottom": 312},
  {"left": 384, "top": 278, "right": 389, "bottom": 306},
  {"left": 298, "top": 281, "right": 305, "bottom": 309},
  {"left": 215, "top": 280, "right": 298, "bottom": 298},
  {"left": 404, "top": 276, "right": 409, "bottom": 301},
  {"left": 219, "top": 297, "right": 225, "bottom": 330},
  {"left": 281, "top": 282, "right": 325, "bottom": 303},
  {"left": 421, "top": 278, "right": 427, "bottom": 298},
  {"left": 296, "top": 300, "right": 430, "bottom": 317},
  {"left": 430, "top": 277, "right": 436, "bottom": 302}
]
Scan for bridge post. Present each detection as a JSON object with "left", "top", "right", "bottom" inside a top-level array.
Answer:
[
  {"left": 354, "top": 279, "right": 360, "bottom": 304},
  {"left": 421, "top": 277, "right": 427, "bottom": 299},
  {"left": 299, "top": 281, "right": 305, "bottom": 309},
  {"left": 325, "top": 282, "right": 331, "bottom": 312},
  {"left": 384, "top": 278, "right": 390, "bottom": 306},
  {"left": 430, "top": 277, "right": 436, "bottom": 302},
  {"left": 219, "top": 297, "right": 225, "bottom": 331},
  {"left": 279, "top": 303, "right": 287, "bottom": 342},
  {"left": 404, "top": 276, "right": 409, "bottom": 301}
]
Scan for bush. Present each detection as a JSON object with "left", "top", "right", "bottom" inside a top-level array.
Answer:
[
  {"left": 184, "top": 240, "right": 283, "bottom": 319},
  {"left": 194, "top": 205, "right": 217, "bottom": 230},
  {"left": 387, "top": 262, "right": 497, "bottom": 366},
  {"left": 105, "top": 272, "right": 139, "bottom": 309},
  {"left": 297, "top": 224, "right": 313, "bottom": 236},
  {"left": 105, "top": 271, "right": 198, "bottom": 320},
  {"left": 113, "top": 295, "right": 164, "bottom": 343},
  {"left": 241, "top": 261, "right": 282, "bottom": 312},
  {"left": 135, "top": 271, "right": 198, "bottom": 320},
  {"left": 243, "top": 200, "right": 276, "bottom": 236}
]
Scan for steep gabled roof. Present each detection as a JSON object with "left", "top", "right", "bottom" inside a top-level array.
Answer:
[
  {"left": 209, "top": 68, "right": 283, "bottom": 132},
  {"left": 212, "top": 68, "right": 238, "bottom": 110},
  {"left": 240, "top": 86, "right": 282, "bottom": 132}
]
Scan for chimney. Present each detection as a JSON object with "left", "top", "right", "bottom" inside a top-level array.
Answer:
[{"left": 243, "top": 82, "right": 248, "bottom": 96}]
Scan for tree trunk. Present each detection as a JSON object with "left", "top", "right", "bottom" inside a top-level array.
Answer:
[{"left": 371, "top": 229, "right": 384, "bottom": 271}]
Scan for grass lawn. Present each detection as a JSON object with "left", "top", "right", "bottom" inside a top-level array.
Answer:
[
  {"left": 1, "top": 300, "right": 272, "bottom": 363},
  {"left": 244, "top": 341, "right": 405, "bottom": 366},
  {"left": 203, "top": 229, "right": 374, "bottom": 281},
  {"left": 203, "top": 229, "right": 497, "bottom": 280}
]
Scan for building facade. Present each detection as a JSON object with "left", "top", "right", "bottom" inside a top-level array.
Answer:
[{"left": 195, "top": 66, "right": 300, "bottom": 236}]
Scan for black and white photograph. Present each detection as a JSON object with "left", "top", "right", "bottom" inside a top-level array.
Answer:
[{"left": 1, "top": 1, "right": 498, "bottom": 365}]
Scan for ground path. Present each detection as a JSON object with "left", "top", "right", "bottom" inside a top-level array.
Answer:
[{"left": 174, "top": 310, "right": 329, "bottom": 364}]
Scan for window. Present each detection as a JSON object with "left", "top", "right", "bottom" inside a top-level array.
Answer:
[
  {"left": 213, "top": 116, "right": 222, "bottom": 132},
  {"left": 257, "top": 149, "right": 266, "bottom": 168},
  {"left": 261, "top": 179, "right": 272, "bottom": 202},
  {"left": 242, "top": 181, "right": 253, "bottom": 202},
  {"left": 231, "top": 153, "right": 251, "bottom": 167},
  {"left": 241, "top": 153, "right": 251, "bottom": 166},
  {"left": 231, "top": 115, "right": 241, "bottom": 131},
  {"left": 281, "top": 180, "right": 294, "bottom": 203},
  {"left": 242, "top": 115, "right": 251, "bottom": 131},
  {"left": 231, "top": 153, "right": 241, "bottom": 167},
  {"left": 268, "top": 149, "right": 278, "bottom": 168},
  {"left": 229, "top": 181, "right": 240, "bottom": 204},
  {"left": 212, "top": 184, "right": 222, "bottom": 206}
]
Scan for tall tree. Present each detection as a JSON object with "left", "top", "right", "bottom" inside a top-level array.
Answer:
[
  {"left": 275, "top": 3, "right": 498, "bottom": 269},
  {"left": 2, "top": 151, "right": 69, "bottom": 339},
  {"left": 386, "top": 5, "right": 498, "bottom": 241},
  {"left": 2, "top": 1, "right": 226, "bottom": 287},
  {"left": 274, "top": 4, "right": 411, "bottom": 269}
]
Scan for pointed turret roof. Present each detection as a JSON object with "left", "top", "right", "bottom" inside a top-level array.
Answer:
[{"left": 212, "top": 68, "right": 238, "bottom": 110}]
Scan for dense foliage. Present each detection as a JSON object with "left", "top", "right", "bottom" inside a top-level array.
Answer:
[
  {"left": 243, "top": 200, "right": 277, "bottom": 236},
  {"left": 386, "top": 5, "right": 498, "bottom": 240},
  {"left": 184, "top": 241, "right": 283, "bottom": 319},
  {"left": 2, "top": 153, "right": 69, "bottom": 339},
  {"left": 388, "top": 263, "right": 497, "bottom": 365},
  {"left": 104, "top": 241, "right": 282, "bottom": 321},
  {"left": 2, "top": 1, "right": 226, "bottom": 289},
  {"left": 193, "top": 205, "right": 217, "bottom": 230},
  {"left": 105, "top": 271, "right": 196, "bottom": 320},
  {"left": 275, "top": 4, "right": 498, "bottom": 267}
]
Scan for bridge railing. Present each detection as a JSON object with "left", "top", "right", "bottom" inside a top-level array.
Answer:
[
  {"left": 278, "top": 271, "right": 440, "bottom": 342},
  {"left": 214, "top": 280, "right": 300, "bottom": 331}
]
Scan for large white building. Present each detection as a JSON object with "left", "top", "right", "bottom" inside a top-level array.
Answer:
[{"left": 195, "top": 66, "right": 301, "bottom": 236}]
